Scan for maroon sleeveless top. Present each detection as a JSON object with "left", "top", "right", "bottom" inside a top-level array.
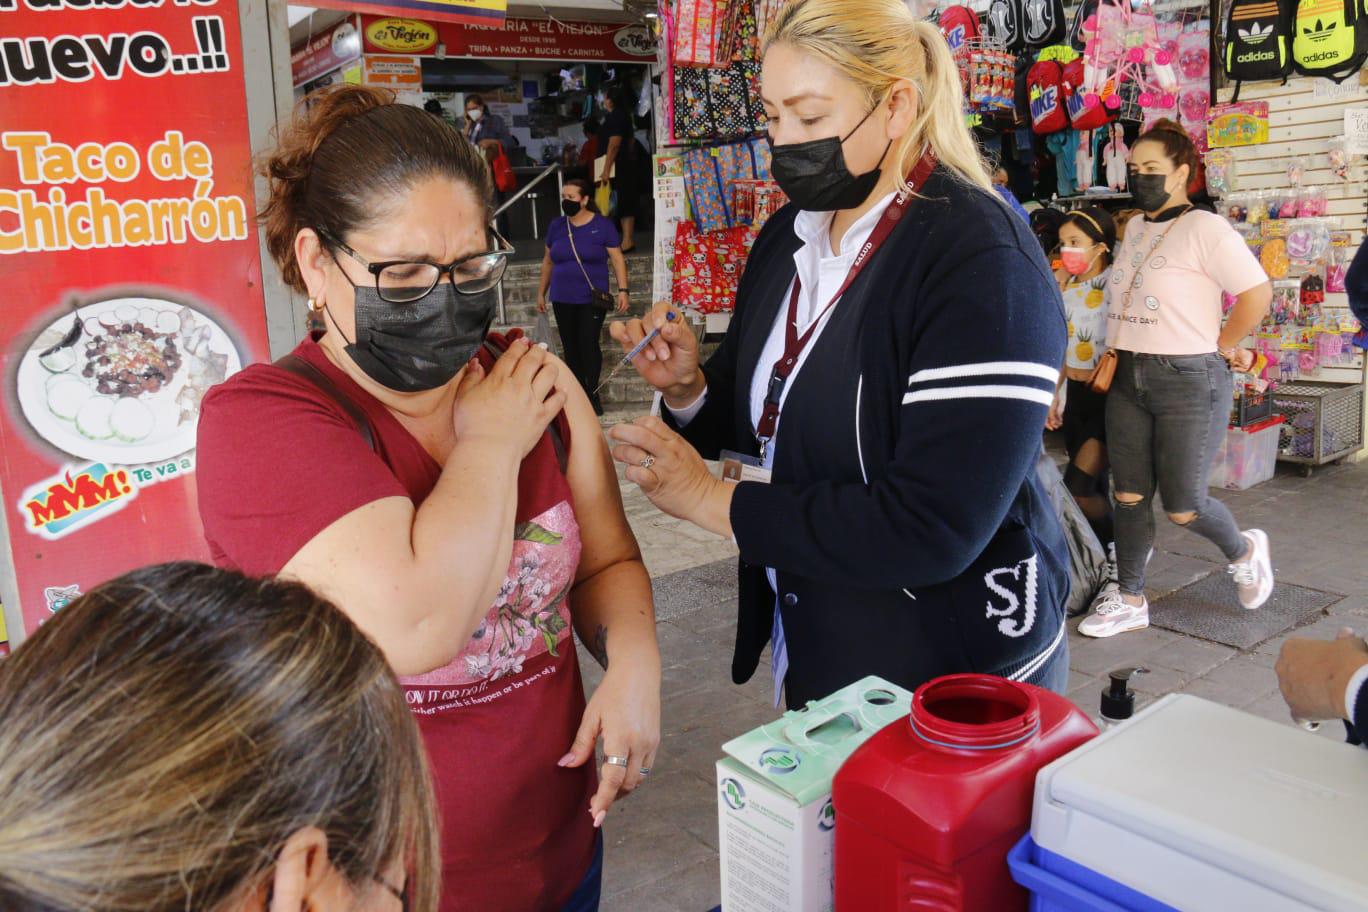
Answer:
[{"left": 197, "top": 333, "right": 597, "bottom": 911}]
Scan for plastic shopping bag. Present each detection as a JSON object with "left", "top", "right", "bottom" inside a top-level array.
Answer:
[
  {"left": 594, "top": 182, "right": 616, "bottom": 217},
  {"left": 530, "top": 311, "right": 556, "bottom": 353},
  {"left": 1035, "top": 446, "right": 1110, "bottom": 618}
]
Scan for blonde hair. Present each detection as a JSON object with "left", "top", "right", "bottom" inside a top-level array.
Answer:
[
  {"left": 763, "top": 0, "right": 992, "bottom": 193},
  {"left": 0, "top": 563, "right": 440, "bottom": 912}
]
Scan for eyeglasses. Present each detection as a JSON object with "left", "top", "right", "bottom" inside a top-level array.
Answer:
[
  {"left": 320, "top": 229, "right": 513, "bottom": 304},
  {"left": 374, "top": 874, "right": 409, "bottom": 911}
]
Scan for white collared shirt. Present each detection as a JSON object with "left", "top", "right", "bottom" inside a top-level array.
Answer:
[
  {"left": 669, "top": 190, "right": 900, "bottom": 447},
  {"left": 668, "top": 193, "right": 900, "bottom": 706}
]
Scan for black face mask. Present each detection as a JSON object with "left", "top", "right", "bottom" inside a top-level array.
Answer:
[
  {"left": 561, "top": 199, "right": 582, "bottom": 217},
  {"left": 330, "top": 282, "right": 496, "bottom": 393},
  {"left": 1128, "top": 172, "right": 1174, "bottom": 213},
  {"left": 770, "top": 104, "right": 892, "bottom": 212}
]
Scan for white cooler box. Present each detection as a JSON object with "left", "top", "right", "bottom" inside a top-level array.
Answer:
[{"left": 1031, "top": 694, "right": 1368, "bottom": 911}]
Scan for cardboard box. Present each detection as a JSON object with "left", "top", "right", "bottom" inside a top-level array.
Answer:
[{"left": 716, "top": 676, "right": 914, "bottom": 912}]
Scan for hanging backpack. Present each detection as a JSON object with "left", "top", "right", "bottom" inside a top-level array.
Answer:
[
  {"left": 987, "top": 0, "right": 1025, "bottom": 50},
  {"left": 1063, "top": 59, "right": 1113, "bottom": 130},
  {"left": 1068, "top": 0, "right": 1099, "bottom": 51},
  {"left": 939, "top": 5, "right": 982, "bottom": 53},
  {"left": 1292, "top": 0, "right": 1367, "bottom": 81},
  {"left": 1225, "top": 0, "right": 1294, "bottom": 82},
  {"left": 1022, "top": 0, "right": 1067, "bottom": 48},
  {"left": 1028, "top": 59, "right": 1070, "bottom": 134}
]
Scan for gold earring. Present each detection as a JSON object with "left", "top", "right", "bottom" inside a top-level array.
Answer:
[{"left": 308, "top": 297, "right": 323, "bottom": 313}]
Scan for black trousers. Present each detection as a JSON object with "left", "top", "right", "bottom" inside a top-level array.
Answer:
[{"left": 553, "top": 302, "right": 607, "bottom": 403}]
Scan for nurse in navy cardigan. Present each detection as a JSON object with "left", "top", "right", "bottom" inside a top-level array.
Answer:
[{"left": 608, "top": 0, "right": 1071, "bottom": 707}]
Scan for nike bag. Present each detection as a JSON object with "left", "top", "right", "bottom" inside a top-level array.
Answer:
[
  {"left": 1022, "top": 0, "right": 1068, "bottom": 48},
  {"left": 1028, "top": 59, "right": 1070, "bottom": 134},
  {"left": 1225, "top": 0, "right": 1294, "bottom": 82},
  {"left": 939, "top": 5, "right": 982, "bottom": 53},
  {"left": 1293, "top": 0, "right": 1367, "bottom": 81},
  {"left": 1063, "top": 58, "right": 1113, "bottom": 130}
]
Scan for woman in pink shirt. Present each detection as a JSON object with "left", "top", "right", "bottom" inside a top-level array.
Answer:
[{"left": 1080, "top": 120, "right": 1274, "bottom": 638}]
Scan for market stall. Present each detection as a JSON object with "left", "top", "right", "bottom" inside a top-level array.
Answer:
[
  {"left": 649, "top": 0, "right": 1367, "bottom": 471},
  {"left": 650, "top": 0, "right": 790, "bottom": 334}
]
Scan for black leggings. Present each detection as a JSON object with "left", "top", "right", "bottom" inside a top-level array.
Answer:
[
  {"left": 1062, "top": 379, "right": 1114, "bottom": 547},
  {"left": 553, "top": 303, "right": 608, "bottom": 402}
]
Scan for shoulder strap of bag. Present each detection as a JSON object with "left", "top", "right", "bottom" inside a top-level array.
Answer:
[
  {"left": 565, "top": 219, "right": 608, "bottom": 295},
  {"left": 481, "top": 339, "right": 569, "bottom": 473},
  {"left": 275, "top": 353, "right": 377, "bottom": 453}
]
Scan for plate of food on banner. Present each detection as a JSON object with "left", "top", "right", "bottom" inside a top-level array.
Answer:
[{"left": 17, "top": 295, "right": 242, "bottom": 465}]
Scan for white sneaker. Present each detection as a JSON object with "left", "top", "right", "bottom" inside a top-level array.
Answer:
[
  {"left": 1079, "top": 590, "right": 1150, "bottom": 638},
  {"left": 1229, "top": 529, "right": 1274, "bottom": 610},
  {"left": 1088, "top": 545, "right": 1153, "bottom": 613}
]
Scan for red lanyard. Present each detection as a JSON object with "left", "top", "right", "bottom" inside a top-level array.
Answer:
[{"left": 754, "top": 153, "right": 937, "bottom": 456}]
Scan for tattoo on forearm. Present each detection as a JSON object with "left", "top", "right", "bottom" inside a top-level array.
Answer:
[{"left": 591, "top": 625, "right": 609, "bottom": 670}]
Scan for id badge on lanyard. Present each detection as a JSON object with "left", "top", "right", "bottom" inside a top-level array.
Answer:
[
  {"left": 718, "top": 450, "right": 772, "bottom": 485},
  {"left": 750, "top": 152, "right": 937, "bottom": 463}
]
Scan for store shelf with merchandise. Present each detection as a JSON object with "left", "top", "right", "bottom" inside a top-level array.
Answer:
[{"left": 1210, "top": 73, "right": 1368, "bottom": 467}]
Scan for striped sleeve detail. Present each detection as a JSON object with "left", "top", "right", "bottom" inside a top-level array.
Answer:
[{"left": 903, "top": 361, "right": 1059, "bottom": 407}]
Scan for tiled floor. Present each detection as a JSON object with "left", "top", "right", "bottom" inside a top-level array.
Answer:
[{"left": 585, "top": 413, "right": 1368, "bottom": 909}]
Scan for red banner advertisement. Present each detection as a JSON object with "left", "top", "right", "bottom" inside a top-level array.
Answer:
[
  {"left": 291, "top": 14, "right": 362, "bottom": 87},
  {"left": 311, "top": 0, "right": 506, "bottom": 28},
  {"left": 361, "top": 14, "right": 657, "bottom": 62},
  {"left": 0, "top": 0, "right": 270, "bottom": 637}
]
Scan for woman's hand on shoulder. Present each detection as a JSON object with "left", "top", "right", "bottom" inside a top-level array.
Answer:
[{"left": 452, "top": 338, "right": 567, "bottom": 458}]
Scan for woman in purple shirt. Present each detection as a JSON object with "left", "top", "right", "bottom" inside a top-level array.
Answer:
[{"left": 538, "top": 179, "right": 630, "bottom": 415}]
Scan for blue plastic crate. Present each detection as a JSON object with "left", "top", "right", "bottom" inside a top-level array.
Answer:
[{"left": 1008, "top": 835, "right": 1179, "bottom": 912}]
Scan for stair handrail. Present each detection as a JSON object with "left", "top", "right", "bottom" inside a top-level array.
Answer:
[{"left": 493, "top": 161, "right": 563, "bottom": 219}]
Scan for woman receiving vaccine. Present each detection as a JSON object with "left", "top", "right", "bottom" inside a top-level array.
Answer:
[{"left": 606, "top": 0, "right": 1071, "bottom": 707}]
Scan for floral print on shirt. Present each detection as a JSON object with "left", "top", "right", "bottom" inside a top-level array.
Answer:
[{"left": 402, "top": 500, "right": 581, "bottom": 688}]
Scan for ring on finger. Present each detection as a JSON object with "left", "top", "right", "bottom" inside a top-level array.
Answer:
[
  {"left": 639, "top": 455, "right": 655, "bottom": 470},
  {"left": 639, "top": 767, "right": 651, "bottom": 777},
  {"left": 604, "top": 755, "right": 629, "bottom": 768}
]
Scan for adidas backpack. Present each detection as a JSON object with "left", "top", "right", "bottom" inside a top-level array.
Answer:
[
  {"left": 1225, "top": 0, "right": 1294, "bottom": 81},
  {"left": 939, "top": 5, "right": 982, "bottom": 53},
  {"left": 1022, "top": 0, "right": 1068, "bottom": 48},
  {"left": 1293, "top": 0, "right": 1367, "bottom": 81},
  {"left": 987, "top": 0, "right": 1025, "bottom": 50},
  {"left": 1028, "top": 59, "right": 1070, "bottom": 134}
]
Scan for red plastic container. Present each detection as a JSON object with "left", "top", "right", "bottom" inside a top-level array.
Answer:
[{"left": 832, "top": 674, "right": 1098, "bottom": 911}]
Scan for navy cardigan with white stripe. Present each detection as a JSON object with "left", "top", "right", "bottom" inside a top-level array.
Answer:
[{"left": 668, "top": 166, "right": 1071, "bottom": 707}]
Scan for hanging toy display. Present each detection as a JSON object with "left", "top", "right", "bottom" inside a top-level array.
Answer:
[
  {"left": 1261, "top": 237, "right": 1290, "bottom": 279},
  {"left": 1104, "top": 122, "right": 1128, "bottom": 190},
  {"left": 1285, "top": 159, "right": 1306, "bottom": 188},
  {"left": 1077, "top": 129, "right": 1096, "bottom": 191},
  {"left": 1205, "top": 148, "right": 1235, "bottom": 196},
  {"left": 1286, "top": 221, "right": 1331, "bottom": 267},
  {"left": 1077, "top": 0, "right": 1197, "bottom": 119},
  {"left": 1327, "top": 139, "right": 1351, "bottom": 182},
  {"left": 1299, "top": 186, "right": 1328, "bottom": 218},
  {"left": 1300, "top": 271, "right": 1326, "bottom": 310},
  {"left": 1327, "top": 233, "right": 1352, "bottom": 293}
]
